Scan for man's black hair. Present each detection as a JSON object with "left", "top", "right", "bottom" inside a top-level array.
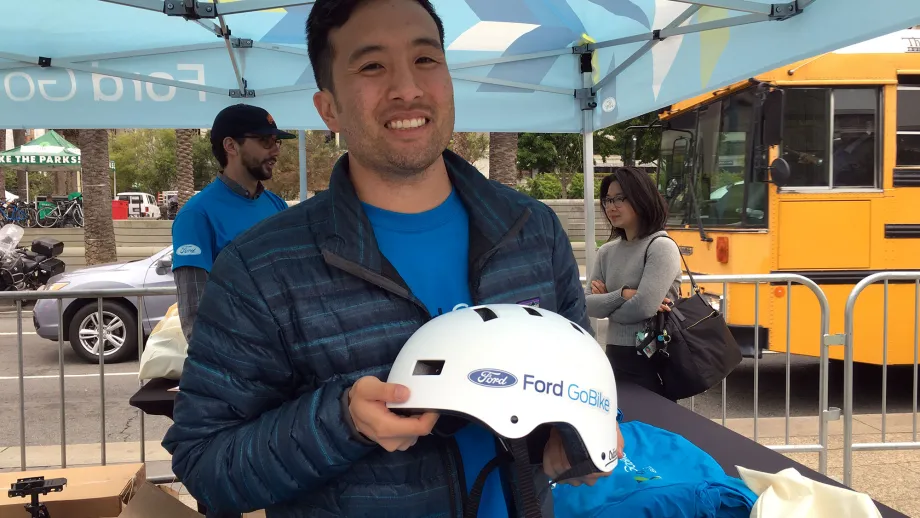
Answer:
[{"left": 306, "top": 0, "right": 446, "bottom": 93}]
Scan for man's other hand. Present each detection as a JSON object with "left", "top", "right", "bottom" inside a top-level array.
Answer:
[{"left": 348, "top": 376, "right": 439, "bottom": 452}]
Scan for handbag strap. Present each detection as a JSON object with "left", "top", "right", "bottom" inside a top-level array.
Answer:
[{"left": 643, "top": 234, "right": 699, "bottom": 294}]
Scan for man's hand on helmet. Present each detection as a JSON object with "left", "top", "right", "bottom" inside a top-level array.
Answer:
[
  {"left": 543, "top": 423, "right": 625, "bottom": 486},
  {"left": 348, "top": 376, "right": 439, "bottom": 452}
]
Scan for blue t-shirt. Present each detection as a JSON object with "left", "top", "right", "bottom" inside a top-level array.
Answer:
[
  {"left": 363, "top": 189, "right": 508, "bottom": 518},
  {"left": 171, "top": 177, "right": 288, "bottom": 272},
  {"left": 552, "top": 420, "right": 756, "bottom": 518}
]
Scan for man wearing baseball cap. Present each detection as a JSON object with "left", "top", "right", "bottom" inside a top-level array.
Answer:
[{"left": 171, "top": 104, "right": 295, "bottom": 341}]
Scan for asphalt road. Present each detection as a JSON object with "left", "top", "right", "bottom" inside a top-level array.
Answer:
[
  {"left": 0, "top": 308, "right": 173, "bottom": 449},
  {"left": 0, "top": 312, "right": 915, "bottom": 451}
]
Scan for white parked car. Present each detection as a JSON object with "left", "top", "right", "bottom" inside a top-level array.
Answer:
[{"left": 116, "top": 192, "right": 161, "bottom": 219}]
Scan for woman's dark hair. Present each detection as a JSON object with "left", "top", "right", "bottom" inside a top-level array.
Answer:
[{"left": 599, "top": 167, "right": 669, "bottom": 242}]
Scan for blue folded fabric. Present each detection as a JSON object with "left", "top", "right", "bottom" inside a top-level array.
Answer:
[{"left": 552, "top": 420, "right": 757, "bottom": 518}]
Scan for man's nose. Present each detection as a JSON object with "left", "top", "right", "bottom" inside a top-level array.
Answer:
[{"left": 387, "top": 62, "right": 424, "bottom": 101}]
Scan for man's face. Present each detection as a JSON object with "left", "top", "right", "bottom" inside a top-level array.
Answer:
[
  {"left": 229, "top": 135, "right": 281, "bottom": 182},
  {"left": 312, "top": 0, "right": 454, "bottom": 179}
]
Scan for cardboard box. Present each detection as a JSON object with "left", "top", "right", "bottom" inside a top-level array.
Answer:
[
  {"left": 120, "top": 482, "right": 266, "bottom": 518},
  {"left": 0, "top": 463, "right": 145, "bottom": 518},
  {"left": 116, "top": 481, "right": 200, "bottom": 518}
]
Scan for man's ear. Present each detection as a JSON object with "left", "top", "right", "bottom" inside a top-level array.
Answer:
[
  {"left": 313, "top": 90, "right": 341, "bottom": 133},
  {"left": 222, "top": 136, "right": 238, "bottom": 159}
]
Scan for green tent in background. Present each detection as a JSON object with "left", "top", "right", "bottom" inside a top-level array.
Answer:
[
  {"left": 0, "top": 130, "right": 83, "bottom": 171},
  {"left": 0, "top": 130, "right": 116, "bottom": 204}
]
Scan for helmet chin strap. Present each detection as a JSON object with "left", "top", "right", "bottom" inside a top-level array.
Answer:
[{"left": 462, "top": 437, "right": 544, "bottom": 518}]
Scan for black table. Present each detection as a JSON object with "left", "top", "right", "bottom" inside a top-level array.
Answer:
[
  {"left": 130, "top": 377, "right": 180, "bottom": 419},
  {"left": 616, "top": 380, "right": 905, "bottom": 518},
  {"left": 131, "top": 378, "right": 906, "bottom": 518}
]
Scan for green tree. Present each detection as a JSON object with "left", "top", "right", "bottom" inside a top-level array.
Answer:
[
  {"left": 602, "top": 112, "right": 662, "bottom": 166},
  {"left": 262, "top": 130, "right": 344, "bottom": 200},
  {"left": 516, "top": 130, "right": 616, "bottom": 199},
  {"left": 109, "top": 129, "right": 218, "bottom": 195},
  {"left": 448, "top": 132, "right": 489, "bottom": 166}
]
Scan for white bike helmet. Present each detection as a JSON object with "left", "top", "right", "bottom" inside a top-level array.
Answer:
[{"left": 387, "top": 304, "right": 618, "bottom": 517}]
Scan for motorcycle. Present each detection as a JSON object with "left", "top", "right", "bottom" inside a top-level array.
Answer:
[{"left": 0, "top": 225, "right": 66, "bottom": 291}]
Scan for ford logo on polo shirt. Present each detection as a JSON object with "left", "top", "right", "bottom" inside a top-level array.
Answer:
[{"left": 468, "top": 368, "right": 518, "bottom": 388}]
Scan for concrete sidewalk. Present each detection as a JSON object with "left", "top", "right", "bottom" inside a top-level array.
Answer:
[
  {"left": 0, "top": 414, "right": 917, "bottom": 516},
  {"left": 717, "top": 412, "right": 920, "bottom": 517}
]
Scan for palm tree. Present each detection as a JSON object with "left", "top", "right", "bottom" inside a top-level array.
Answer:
[
  {"left": 56, "top": 129, "right": 81, "bottom": 194},
  {"left": 175, "top": 129, "right": 196, "bottom": 209},
  {"left": 12, "top": 130, "right": 27, "bottom": 200},
  {"left": 79, "top": 129, "right": 116, "bottom": 265},
  {"left": 488, "top": 133, "right": 519, "bottom": 187}
]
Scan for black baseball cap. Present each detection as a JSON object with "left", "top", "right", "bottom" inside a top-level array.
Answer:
[{"left": 210, "top": 104, "right": 296, "bottom": 145}]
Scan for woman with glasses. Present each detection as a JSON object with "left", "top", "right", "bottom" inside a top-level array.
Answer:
[{"left": 585, "top": 167, "right": 682, "bottom": 399}]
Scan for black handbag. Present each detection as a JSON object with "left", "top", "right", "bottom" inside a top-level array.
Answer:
[{"left": 638, "top": 235, "right": 742, "bottom": 401}]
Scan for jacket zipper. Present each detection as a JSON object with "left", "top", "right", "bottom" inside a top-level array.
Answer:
[
  {"left": 470, "top": 208, "right": 532, "bottom": 295},
  {"left": 321, "top": 249, "right": 431, "bottom": 321},
  {"left": 322, "top": 249, "right": 461, "bottom": 516}
]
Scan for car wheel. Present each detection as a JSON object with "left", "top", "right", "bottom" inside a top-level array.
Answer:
[{"left": 68, "top": 301, "right": 138, "bottom": 364}]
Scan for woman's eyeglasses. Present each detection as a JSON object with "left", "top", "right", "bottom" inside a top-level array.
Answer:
[{"left": 601, "top": 195, "right": 627, "bottom": 208}]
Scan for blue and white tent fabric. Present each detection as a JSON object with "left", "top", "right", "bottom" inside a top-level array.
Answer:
[
  {"left": 3, "top": 0, "right": 919, "bottom": 132},
  {"left": 2, "top": 0, "right": 919, "bottom": 255}
]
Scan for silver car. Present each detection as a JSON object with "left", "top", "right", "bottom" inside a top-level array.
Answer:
[{"left": 33, "top": 246, "right": 177, "bottom": 363}]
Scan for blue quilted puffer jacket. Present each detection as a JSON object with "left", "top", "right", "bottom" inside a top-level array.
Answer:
[{"left": 161, "top": 150, "right": 594, "bottom": 517}]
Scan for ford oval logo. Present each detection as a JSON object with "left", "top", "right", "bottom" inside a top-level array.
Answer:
[{"left": 468, "top": 369, "right": 518, "bottom": 388}]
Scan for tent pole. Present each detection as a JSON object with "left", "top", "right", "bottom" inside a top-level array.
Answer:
[
  {"left": 581, "top": 71, "right": 596, "bottom": 295},
  {"left": 299, "top": 130, "right": 308, "bottom": 202}
]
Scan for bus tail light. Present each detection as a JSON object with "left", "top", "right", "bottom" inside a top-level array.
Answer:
[{"left": 716, "top": 237, "right": 729, "bottom": 263}]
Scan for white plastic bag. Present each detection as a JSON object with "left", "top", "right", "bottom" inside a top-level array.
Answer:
[
  {"left": 138, "top": 303, "right": 188, "bottom": 381},
  {"left": 737, "top": 465, "right": 882, "bottom": 518}
]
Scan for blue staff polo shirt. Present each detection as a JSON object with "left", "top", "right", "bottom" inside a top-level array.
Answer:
[{"left": 171, "top": 174, "right": 289, "bottom": 272}]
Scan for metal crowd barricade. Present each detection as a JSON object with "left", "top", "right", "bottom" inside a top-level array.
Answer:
[
  {"left": 0, "top": 287, "right": 176, "bottom": 472},
  {"left": 842, "top": 271, "right": 920, "bottom": 487},
  {"left": 582, "top": 272, "right": 835, "bottom": 475}
]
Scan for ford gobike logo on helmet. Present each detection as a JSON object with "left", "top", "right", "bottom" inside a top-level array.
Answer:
[
  {"left": 467, "top": 368, "right": 611, "bottom": 413},
  {"left": 523, "top": 374, "right": 611, "bottom": 413},
  {"left": 467, "top": 369, "right": 519, "bottom": 388}
]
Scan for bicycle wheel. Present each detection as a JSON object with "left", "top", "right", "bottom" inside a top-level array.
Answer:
[
  {"left": 73, "top": 204, "right": 84, "bottom": 227},
  {"left": 35, "top": 207, "right": 60, "bottom": 228}
]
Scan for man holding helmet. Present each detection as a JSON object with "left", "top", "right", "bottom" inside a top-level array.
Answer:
[{"left": 162, "top": 0, "right": 623, "bottom": 516}]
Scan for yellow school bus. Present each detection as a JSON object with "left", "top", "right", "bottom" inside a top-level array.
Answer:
[{"left": 653, "top": 28, "right": 920, "bottom": 366}]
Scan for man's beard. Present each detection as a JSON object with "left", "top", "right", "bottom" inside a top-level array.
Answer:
[{"left": 244, "top": 155, "right": 272, "bottom": 181}]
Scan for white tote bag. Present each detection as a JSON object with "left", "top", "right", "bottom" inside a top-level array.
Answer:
[
  {"left": 737, "top": 466, "right": 882, "bottom": 518},
  {"left": 138, "top": 303, "right": 188, "bottom": 381}
]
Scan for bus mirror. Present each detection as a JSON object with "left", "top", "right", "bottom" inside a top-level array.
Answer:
[
  {"left": 769, "top": 158, "right": 791, "bottom": 187},
  {"left": 762, "top": 89, "right": 785, "bottom": 147}
]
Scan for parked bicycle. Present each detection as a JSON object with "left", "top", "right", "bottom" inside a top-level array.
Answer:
[
  {"left": 0, "top": 200, "right": 37, "bottom": 228},
  {"left": 34, "top": 194, "right": 84, "bottom": 228}
]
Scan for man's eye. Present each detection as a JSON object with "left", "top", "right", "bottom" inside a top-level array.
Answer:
[
  {"left": 417, "top": 56, "right": 439, "bottom": 64},
  {"left": 360, "top": 63, "right": 383, "bottom": 72}
]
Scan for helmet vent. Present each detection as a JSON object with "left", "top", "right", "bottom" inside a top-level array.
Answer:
[
  {"left": 473, "top": 307, "right": 499, "bottom": 322},
  {"left": 571, "top": 323, "right": 586, "bottom": 335},
  {"left": 522, "top": 306, "right": 542, "bottom": 317},
  {"left": 412, "top": 360, "right": 445, "bottom": 376}
]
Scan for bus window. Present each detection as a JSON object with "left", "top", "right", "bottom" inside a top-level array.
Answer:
[
  {"left": 896, "top": 81, "right": 920, "bottom": 167},
  {"left": 780, "top": 87, "right": 880, "bottom": 189},
  {"left": 658, "top": 87, "right": 767, "bottom": 229}
]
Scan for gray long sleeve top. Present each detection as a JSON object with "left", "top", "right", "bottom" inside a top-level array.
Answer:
[{"left": 584, "top": 230, "right": 683, "bottom": 347}]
